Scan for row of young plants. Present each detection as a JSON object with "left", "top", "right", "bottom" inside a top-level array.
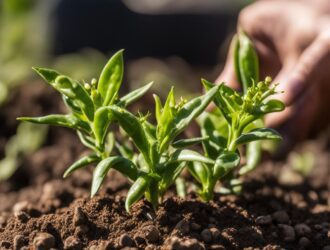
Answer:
[{"left": 18, "top": 32, "right": 285, "bottom": 212}]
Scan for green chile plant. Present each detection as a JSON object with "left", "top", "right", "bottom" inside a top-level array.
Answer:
[
  {"left": 188, "top": 31, "right": 285, "bottom": 200},
  {"left": 17, "top": 50, "right": 154, "bottom": 188},
  {"left": 90, "top": 84, "right": 220, "bottom": 211}
]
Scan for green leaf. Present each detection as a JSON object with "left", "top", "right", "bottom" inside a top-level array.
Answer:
[
  {"left": 77, "top": 131, "right": 97, "bottom": 151},
  {"left": 54, "top": 76, "right": 94, "bottom": 121},
  {"left": 159, "top": 162, "right": 185, "bottom": 194},
  {"left": 253, "top": 99, "right": 285, "bottom": 115},
  {"left": 214, "top": 151, "right": 240, "bottom": 179},
  {"left": 98, "top": 50, "right": 124, "bottom": 106},
  {"left": 200, "top": 115, "right": 227, "bottom": 159},
  {"left": 174, "top": 84, "right": 220, "bottom": 137},
  {"left": 108, "top": 106, "right": 151, "bottom": 167},
  {"left": 172, "top": 136, "right": 209, "bottom": 148},
  {"left": 63, "top": 153, "right": 100, "bottom": 178},
  {"left": 91, "top": 156, "right": 138, "bottom": 197},
  {"left": 237, "top": 31, "right": 259, "bottom": 93},
  {"left": 118, "top": 82, "right": 153, "bottom": 107},
  {"left": 153, "top": 94, "right": 163, "bottom": 124},
  {"left": 33, "top": 67, "right": 60, "bottom": 83},
  {"left": 170, "top": 149, "right": 214, "bottom": 165},
  {"left": 34, "top": 67, "right": 94, "bottom": 121},
  {"left": 201, "top": 80, "right": 231, "bottom": 123},
  {"left": 239, "top": 140, "right": 261, "bottom": 175},
  {"left": 93, "top": 107, "right": 114, "bottom": 148},
  {"left": 125, "top": 174, "right": 150, "bottom": 212},
  {"left": 157, "top": 87, "right": 176, "bottom": 150},
  {"left": 188, "top": 162, "right": 209, "bottom": 185},
  {"left": 17, "top": 114, "right": 91, "bottom": 133},
  {"left": 235, "top": 128, "right": 282, "bottom": 145},
  {"left": 231, "top": 34, "right": 243, "bottom": 87},
  {"left": 62, "top": 95, "right": 82, "bottom": 114}
]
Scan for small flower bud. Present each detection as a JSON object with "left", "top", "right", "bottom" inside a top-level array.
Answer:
[
  {"left": 91, "top": 78, "right": 97, "bottom": 86},
  {"left": 265, "top": 76, "right": 272, "bottom": 84},
  {"left": 84, "top": 83, "right": 91, "bottom": 90}
]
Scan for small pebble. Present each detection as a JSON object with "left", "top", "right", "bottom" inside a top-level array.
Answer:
[
  {"left": 13, "top": 235, "right": 24, "bottom": 250},
  {"left": 14, "top": 211, "right": 30, "bottom": 223},
  {"left": 298, "top": 237, "right": 311, "bottom": 248},
  {"left": 33, "top": 233, "right": 55, "bottom": 250},
  {"left": 145, "top": 244, "right": 157, "bottom": 250},
  {"left": 278, "top": 224, "right": 295, "bottom": 242},
  {"left": 314, "top": 224, "right": 323, "bottom": 230},
  {"left": 294, "top": 223, "right": 312, "bottom": 237},
  {"left": 75, "top": 225, "right": 89, "bottom": 236},
  {"left": 272, "top": 211, "right": 290, "bottom": 224},
  {"left": 209, "top": 228, "right": 220, "bottom": 241},
  {"left": 201, "top": 229, "right": 212, "bottom": 243},
  {"left": 0, "top": 241, "right": 11, "bottom": 248},
  {"left": 119, "top": 234, "right": 134, "bottom": 247},
  {"left": 144, "top": 225, "right": 159, "bottom": 243},
  {"left": 168, "top": 236, "right": 205, "bottom": 250},
  {"left": 64, "top": 236, "right": 82, "bottom": 250},
  {"left": 13, "top": 201, "right": 29, "bottom": 213},
  {"left": 209, "top": 244, "right": 225, "bottom": 250},
  {"left": 173, "top": 219, "right": 190, "bottom": 235},
  {"left": 73, "top": 207, "right": 87, "bottom": 226},
  {"left": 133, "top": 233, "right": 145, "bottom": 245},
  {"left": 256, "top": 215, "right": 272, "bottom": 225},
  {"left": 191, "top": 223, "right": 202, "bottom": 231}
]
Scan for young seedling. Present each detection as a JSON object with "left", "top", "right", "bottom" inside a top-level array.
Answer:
[
  {"left": 18, "top": 50, "right": 153, "bottom": 182},
  {"left": 91, "top": 85, "right": 220, "bottom": 211},
  {"left": 189, "top": 31, "right": 285, "bottom": 200}
]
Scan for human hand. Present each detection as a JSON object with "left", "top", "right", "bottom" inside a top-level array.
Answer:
[{"left": 217, "top": 0, "right": 330, "bottom": 147}]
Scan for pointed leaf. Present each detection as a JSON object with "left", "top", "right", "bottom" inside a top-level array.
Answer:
[
  {"left": 237, "top": 31, "right": 259, "bottom": 93},
  {"left": 172, "top": 136, "right": 209, "bottom": 148},
  {"left": 108, "top": 106, "right": 151, "bottom": 167},
  {"left": 18, "top": 114, "right": 91, "bottom": 133},
  {"left": 202, "top": 80, "right": 231, "bottom": 123},
  {"left": 91, "top": 156, "right": 138, "bottom": 196},
  {"left": 174, "top": 84, "right": 220, "bottom": 137},
  {"left": 188, "top": 162, "right": 209, "bottom": 185},
  {"left": 157, "top": 87, "right": 175, "bottom": 146},
  {"left": 170, "top": 149, "right": 214, "bottom": 165},
  {"left": 159, "top": 162, "right": 185, "bottom": 194},
  {"left": 235, "top": 128, "right": 282, "bottom": 145},
  {"left": 153, "top": 94, "right": 163, "bottom": 124},
  {"left": 118, "top": 82, "right": 153, "bottom": 107},
  {"left": 253, "top": 99, "right": 285, "bottom": 115},
  {"left": 125, "top": 174, "right": 150, "bottom": 212},
  {"left": 98, "top": 50, "right": 124, "bottom": 105},
  {"left": 239, "top": 141, "right": 261, "bottom": 175},
  {"left": 214, "top": 151, "right": 240, "bottom": 179},
  {"left": 33, "top": 67, "right": 60, "bottom": 83},
  {"left": 54, "top": 76, "right": 94, "bottom": 121},
  {"left": 93, "top": 107, "right": 114, "bottom": 148},
  {"left": 63, "top": 154, "right": 100, "bottom": 178}
]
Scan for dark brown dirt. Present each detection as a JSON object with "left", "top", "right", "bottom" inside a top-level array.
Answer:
[{"left": 0, "top": 82, "right": 329, "bottom": 250}]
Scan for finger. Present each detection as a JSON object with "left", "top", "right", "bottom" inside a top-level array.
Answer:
[
  {"left": 274, "top": 31, "right": 330, "bottom": 106},
  {"left": 215, "top": 36, "right": 240, "bottom": 90},
  {"left": 266, "top": 84, "right": 320, "bottom": 140}
]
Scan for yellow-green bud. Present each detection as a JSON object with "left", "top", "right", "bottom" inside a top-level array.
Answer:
[{"left": 84, "top": 83, "right": 91, "bottom": 90}]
